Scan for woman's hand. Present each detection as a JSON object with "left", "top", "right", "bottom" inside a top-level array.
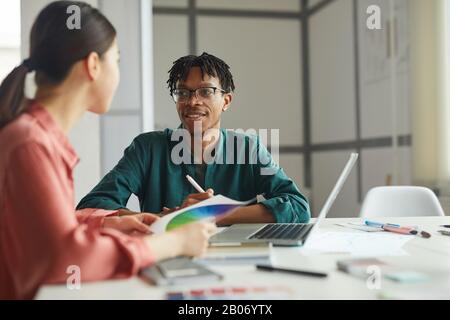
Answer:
[
  {"left": 172, "top": 221, "right": 217, "bottom": 257},
  {"left": 103, "top": 213, "right": 160, "bottom": 234},
  {"left": 145, "top": 221, "right": 217, "bottom": 261}
]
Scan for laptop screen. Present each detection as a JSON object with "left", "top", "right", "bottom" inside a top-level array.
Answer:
[{"left": 303, "top": 153, "right": 359, "bottom": 245}]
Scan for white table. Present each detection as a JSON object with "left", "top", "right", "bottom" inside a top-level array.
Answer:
[{"left": 36, "top": 217, "right": 450, "bottom": 300}]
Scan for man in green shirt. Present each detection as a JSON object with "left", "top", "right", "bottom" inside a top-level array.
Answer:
[{"left": 77, "top": 53, "right": 310, "bottom": 224}]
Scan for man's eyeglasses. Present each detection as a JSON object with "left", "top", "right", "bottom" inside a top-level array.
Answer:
[{"left": 171, "top": 87, "right": 228, "bottom": 103}]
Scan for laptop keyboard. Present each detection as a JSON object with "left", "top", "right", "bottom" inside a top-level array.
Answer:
[{"left": 249, "top": 223, "right": 312, "bottom": 240}]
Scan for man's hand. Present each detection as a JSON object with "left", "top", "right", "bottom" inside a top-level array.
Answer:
[
  {"left": 181, "top": 188, "right": 214, "bottom": 207},
  {"left": 160, "top": 189, "right": 214, "bottom": 216},
  {"left": 161, "top": 206, "right": 180, "bottom": 215}
]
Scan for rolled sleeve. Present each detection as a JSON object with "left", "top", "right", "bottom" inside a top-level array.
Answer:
[
  {"left": 260, "top": 193, "right": 310, "bottom": 223},
  {"left": 77, "top": 137, "right": 148, "bottom": 211},
  {"left": 253, "top": 137, "right": 311, "bottom": 223},
  {"left": 76, "top": 208, "right": 119, "bottom": 229}
]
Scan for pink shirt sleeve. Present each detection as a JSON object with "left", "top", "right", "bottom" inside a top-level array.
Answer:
[
  {"left": 4, "top": 142, "right": 154, "bottom": 297},
  {"left": 75, "top": 208, "right": 119, "bottom": 229}
]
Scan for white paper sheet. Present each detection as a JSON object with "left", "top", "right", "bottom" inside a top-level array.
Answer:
[
  {"left": 300, "top": 231, "right": 413, "bottom": 256},
  {"left": 335, "top": 222, "right": 384, "bottom": 232}
]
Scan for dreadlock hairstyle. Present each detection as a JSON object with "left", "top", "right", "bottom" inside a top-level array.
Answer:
[{"left": 167, "top": 52, "right": 235, "bottom": 96}]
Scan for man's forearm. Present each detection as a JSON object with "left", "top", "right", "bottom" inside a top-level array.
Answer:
[{"left": 216, "top": 204, "right": 275, "bottom": 226}]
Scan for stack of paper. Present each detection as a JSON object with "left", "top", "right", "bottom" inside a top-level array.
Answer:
[{"left": 196, "top": 244, "right": 272, "bottom": 266}]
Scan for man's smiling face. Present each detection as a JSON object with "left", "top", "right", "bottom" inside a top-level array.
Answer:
[{"left": 175, "top": 67, "right": 232, "bottom": 134}]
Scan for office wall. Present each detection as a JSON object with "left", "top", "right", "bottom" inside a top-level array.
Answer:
[
  {"left": 0, "top": 0, "right": 21, "bottom": 80},
  {"left": 410, "top": 0, "right": 450, "bottom": 193},
  {"left": 0, "top": 48, "right": 21, "bottom": 81},
  {"left": 98, "top": 0, "right": 154, "bottom": 211},
  {"left": 152, "top": 0, "right": 413, "bottom": 217}
]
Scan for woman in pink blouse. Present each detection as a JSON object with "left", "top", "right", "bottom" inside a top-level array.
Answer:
[{"left": 0, "top": 1, "right": 216, "bottom": 300}]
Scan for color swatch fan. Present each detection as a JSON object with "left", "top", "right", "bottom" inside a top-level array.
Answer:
[
  {"left": 167, "top": 204, "right": 241, "bottom": 231},
  {"left": 150, "top": 195, "right": 257, "bottom": 234}
]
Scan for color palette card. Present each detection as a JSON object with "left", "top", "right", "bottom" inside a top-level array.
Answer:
[
  {"left": 166, "top": 285, "right": 293, "bottom": 300},
  {"left": 150, "top": 195, "right": 257, "bottom": 234}
]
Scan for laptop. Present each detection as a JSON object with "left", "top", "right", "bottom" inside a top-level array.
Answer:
[{"left": 209, "top": 153, "right": 359, "bottom": 246}]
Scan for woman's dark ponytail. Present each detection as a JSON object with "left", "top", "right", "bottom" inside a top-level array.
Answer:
[
  {"left": 0, "top": 1, "right": 116, "bottom": 130},
  {"left": 0, "top": 64, "right": 30, "bottom": 129}
]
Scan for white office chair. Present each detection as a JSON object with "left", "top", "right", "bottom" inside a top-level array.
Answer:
[{"left": 360, "top": 186, "right": 445, "bottom": 218}]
